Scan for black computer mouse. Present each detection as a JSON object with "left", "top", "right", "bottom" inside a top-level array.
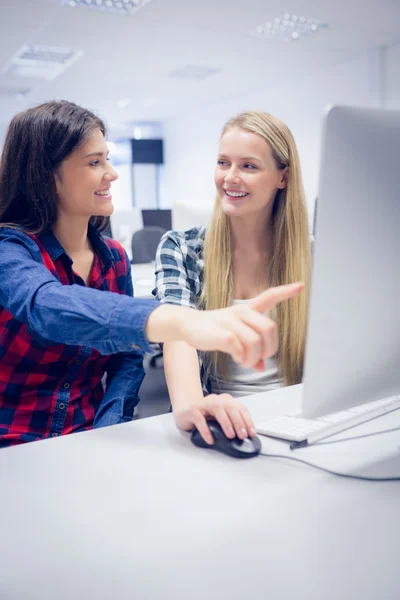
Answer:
[{"left": 190, "top": 419, "right": 261, "bottom": 459}]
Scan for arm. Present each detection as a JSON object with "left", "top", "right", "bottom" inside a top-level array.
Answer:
[
  {"left": 93, "top": 350, "right": 144, "bottom": 428},
  {"left": 0, "top": 229, "right": 157, "bottom": 355},
  {"left": 153, "top": 232, "right": 205, "bottom": 408},
  {"left": 0, "top": 229, "right": 304, "bottom": 372},
  {"left": 94, "top": 251, "right": 145, "bottom": 428},
  {"left": 154, "top": 232, "right": 255, "bottom": 443},
  {"left": 163, "top": 340, "right": 204, "bottom": 408}
]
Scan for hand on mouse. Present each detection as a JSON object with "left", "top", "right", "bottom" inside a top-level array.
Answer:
[{"left": 174, "top": 393, "right": 256, "bottom": 445}]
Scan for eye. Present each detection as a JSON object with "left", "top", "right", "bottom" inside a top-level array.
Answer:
[
  {"left": 243, "top": 163, "right": 257, "bottom": 170},
  {"left": 89, "top": 157, "right": 110, "bottom": 167},
  {"left": 217, "top": 159, "right": 229, "bottom": 167}
]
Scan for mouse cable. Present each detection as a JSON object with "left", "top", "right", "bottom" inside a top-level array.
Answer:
[
  {"left": 258, "top": 451, "right": 400, "bottom": 482},
  {"left": 288, "top": 425, "right": 400, "bottom": 451}
]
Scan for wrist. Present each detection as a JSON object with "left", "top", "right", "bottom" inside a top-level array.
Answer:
[{"left": 171, "top": 392, "right": 204, "bottom": 412}]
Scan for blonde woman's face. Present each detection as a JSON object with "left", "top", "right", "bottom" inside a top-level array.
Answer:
[{"left": 214, "top": 126, "right": 287, "bottom": 220}]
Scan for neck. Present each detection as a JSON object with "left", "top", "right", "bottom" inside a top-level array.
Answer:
[
  {"left": 53, "top": 214, "right": 91, "bottom": 256},
  {"left": 229, "top": 212, "right": 273, "bottom": 256}
]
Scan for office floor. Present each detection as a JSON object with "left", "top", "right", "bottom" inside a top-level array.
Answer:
[{"left": 135, "top": 355, "right": 171, "bottom": 419}]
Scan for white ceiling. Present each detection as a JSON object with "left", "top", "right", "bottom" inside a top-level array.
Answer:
[{"left": 0, "top": 0, "right": 399, "bottom": 138}]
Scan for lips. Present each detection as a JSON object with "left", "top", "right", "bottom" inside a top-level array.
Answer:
[
  {"left": 224, "top": 189, "right": 249, "bottom": 199},
  {"left": 94, "top": 188, "right": 111, "bottom": 197}
]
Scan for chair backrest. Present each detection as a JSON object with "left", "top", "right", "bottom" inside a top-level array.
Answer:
[{"left": 131, "top": 226, "right": 167, "bottom": 264}]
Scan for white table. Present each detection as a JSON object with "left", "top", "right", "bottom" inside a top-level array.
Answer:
[
  {"left": 131, "top": 262, "right": 155, "bottom": 298},
  {"left": 0, "top": 385, "right": 399, "bottom": 600}
]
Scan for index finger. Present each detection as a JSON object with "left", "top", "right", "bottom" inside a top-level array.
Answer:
[{"left": 250, "top": 282, "right": 304, "bottom": 313}]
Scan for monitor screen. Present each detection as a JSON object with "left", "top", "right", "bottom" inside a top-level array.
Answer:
[{"left": 131, "top": 139, "right": 164, "bottom": 164}]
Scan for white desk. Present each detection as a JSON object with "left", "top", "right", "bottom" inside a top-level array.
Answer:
[
  {"left": 131, "top": 262, "right": 155, "bottom": 298},
  {"left": 0, "top": 385, "right": 399, "bottom": 600}
]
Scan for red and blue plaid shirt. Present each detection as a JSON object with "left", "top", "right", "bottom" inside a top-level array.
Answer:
[{"left": 0, "top": 224, "right": 158, "bottom": 447}]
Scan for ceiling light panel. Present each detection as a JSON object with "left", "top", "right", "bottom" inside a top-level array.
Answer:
[
  {"left": 3, "top": 44, "right": 83, "bottom": 81},
  {"left": 251, "top": 14, "right": 328, "bottom": 42},
  {"left": 64, "top": 0, "right": 154, "bottom": 16}
]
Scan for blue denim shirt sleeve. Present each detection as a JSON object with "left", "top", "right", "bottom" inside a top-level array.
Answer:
[
  {"left": 93, "top": 253, "right": 146, "bottom": 428},
  {"left": 94, "top": 350, "right": 145, "bottom": 428},
  {"left": 0, "top": 229, "right": 158, "bottom": 354}
]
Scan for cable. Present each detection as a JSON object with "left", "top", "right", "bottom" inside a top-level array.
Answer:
[
  {"left": 258, "top": 452, "right": 400, "bottom": 482},
  {"left": 306, "top": 425, "right": 400, "bottom": 446},
  {"left": 289, "top": 425, "right": 400, "bottom": 450}
]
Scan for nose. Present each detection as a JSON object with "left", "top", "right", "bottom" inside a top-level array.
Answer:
[
  {"left": 224, "top": 165, "right": 240, "bottom": 185},
  {"left": 105, "top": 164, "right": 118, "bottom": 183}
]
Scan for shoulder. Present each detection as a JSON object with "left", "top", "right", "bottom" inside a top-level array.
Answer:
[
  {"left": 0, "top": 226, "right": 44, "bottom": 260},
  {"left": 0, "top": 226, "right": 35, "bottom": 244},
  {"left": 158, "top": 225, "right": 206, "bottom": 255},
  {"left": 154, "top": 226, "right": 206, "bottom": 304}
]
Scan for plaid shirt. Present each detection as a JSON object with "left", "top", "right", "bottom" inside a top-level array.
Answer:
[
  {"left": 153, "top": 226, "right": 211, "bottom": 393},
  {"left": 0, "top": 224, "right": 158, "bottom": 447}
]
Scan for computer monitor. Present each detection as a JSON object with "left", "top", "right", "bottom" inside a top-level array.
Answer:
[
  {"left": 142, "top": 209, "right": 172, "bottom": 231},
  {"left": 302, "top": 105, "right": 400, "bottom": 419}
]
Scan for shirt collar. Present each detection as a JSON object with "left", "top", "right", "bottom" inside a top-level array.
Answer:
[{"left": 38, "top": 223, "right": 114, "bottom": 271}]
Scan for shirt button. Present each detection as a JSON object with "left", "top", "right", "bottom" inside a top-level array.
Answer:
[
  {"left": 63, "top": 383, "right": 70, "bottom": 389},
  {"left": 131, "top": 344, "right": 140, "bottom": 350},
  {"left": 59, "top": 403, "right": 65, "bottom": 410},
  {"left": 76, "top": 360, "right": 82, "bottom": 365},
  {"left": 51, "top": 433, "right": 59, "bottom": 437}
]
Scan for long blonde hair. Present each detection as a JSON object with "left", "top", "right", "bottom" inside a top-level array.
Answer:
[{"left": 200, "top": 111, "right": 311, "bottom": 386}]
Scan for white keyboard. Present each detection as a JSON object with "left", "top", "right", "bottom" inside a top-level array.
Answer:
[{"left": 256, "top": 395, "right": 400, "bottom": 444}]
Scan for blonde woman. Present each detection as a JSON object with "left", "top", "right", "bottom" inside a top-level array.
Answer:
[{"left": 154, "top": 111, "right": 311, "bottom": 444}]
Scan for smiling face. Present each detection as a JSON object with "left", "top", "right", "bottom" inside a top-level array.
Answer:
[
  {"left": 54, "top": 127, "right": 118, "bottom": 220},
  {"left": 214, "top": 126, "right": 287, "bottom": 220}
]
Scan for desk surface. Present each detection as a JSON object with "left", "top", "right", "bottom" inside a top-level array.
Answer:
[{"left": 1, "top": 385, "right": 399, "bottom": 600}]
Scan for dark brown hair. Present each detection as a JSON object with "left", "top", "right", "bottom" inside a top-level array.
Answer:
[{"left": 0, "top": 100, "right": 109, "bottom": 234}]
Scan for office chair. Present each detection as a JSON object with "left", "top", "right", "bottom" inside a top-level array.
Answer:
[
  {"left": 130, "top": 226, "right": 167, "bottom": 265},
  {"left": 131, "top": 226, "right": 166, "bottom": 368}
]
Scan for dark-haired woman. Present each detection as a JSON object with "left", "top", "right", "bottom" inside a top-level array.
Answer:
[{"left": 0, "top": 100, "right": 303, "bottom": 447}]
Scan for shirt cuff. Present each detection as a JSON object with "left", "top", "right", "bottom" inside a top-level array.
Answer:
[{"left": 110, "top": 296, "right": 160, "bottom": 354}]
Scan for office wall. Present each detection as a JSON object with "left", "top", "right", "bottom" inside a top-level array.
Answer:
[
  {"left": 162, "top": 50, "right": 389, "bottom": 227},
  {"left": 384, "top": 42, "right": 400, "bottom": 109}
]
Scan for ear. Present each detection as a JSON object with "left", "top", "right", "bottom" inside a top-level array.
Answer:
[
  {"left": 53, "top": 166, "right": 63, "bottom": 194},
  {"left": 277, "top": 167, "right": 289, "bottom": 190}
]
